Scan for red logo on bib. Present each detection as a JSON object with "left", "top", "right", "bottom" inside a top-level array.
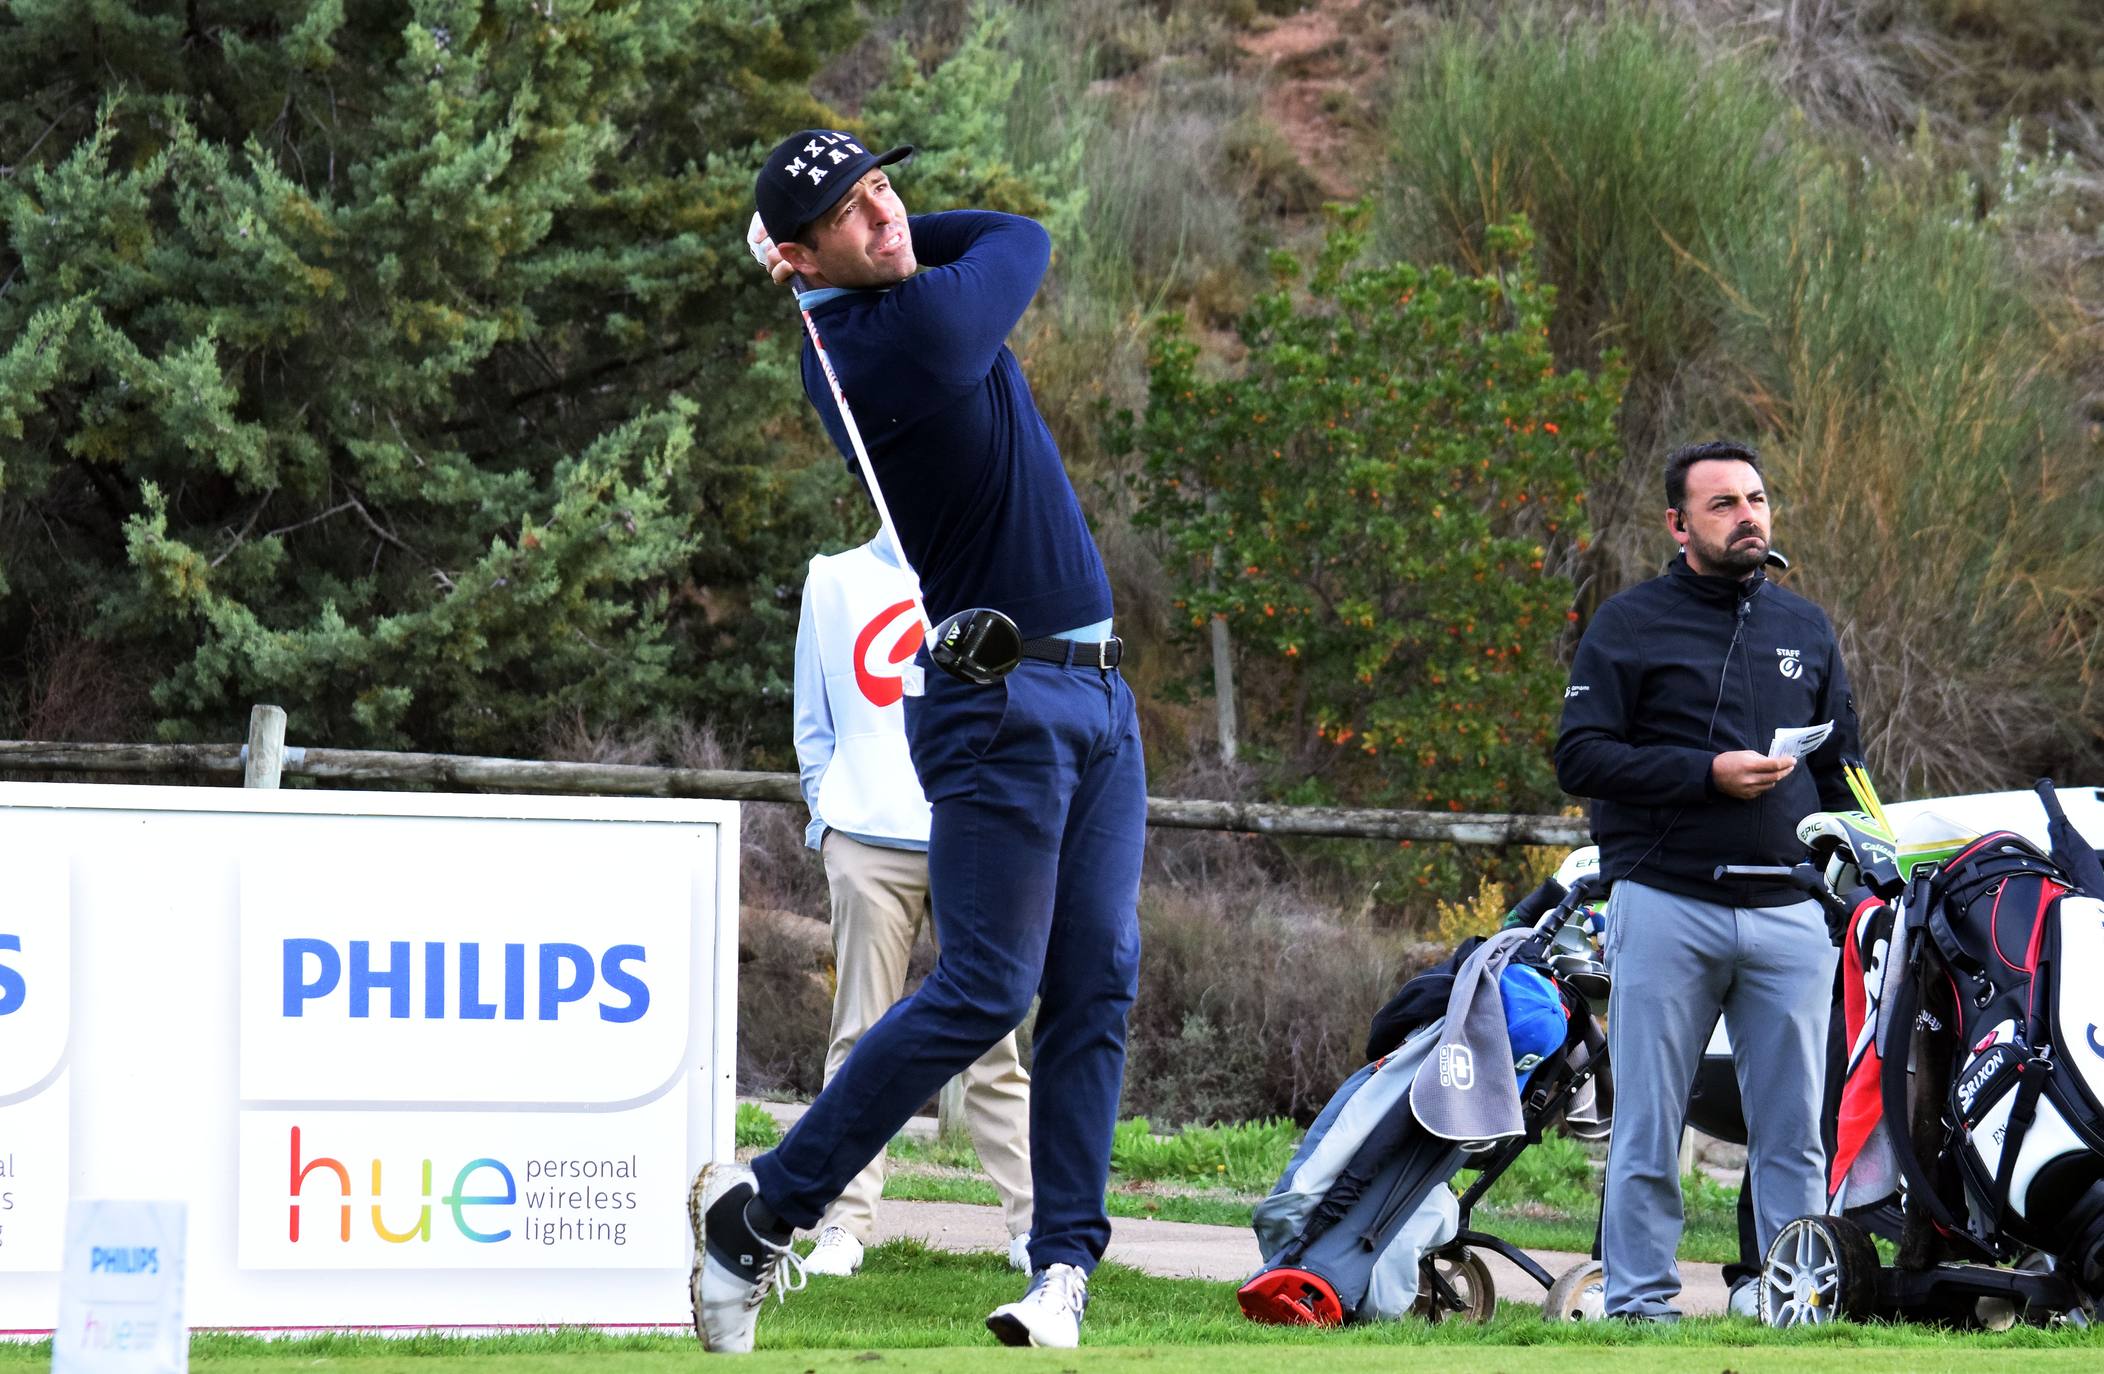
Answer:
[{"left": 854, "top": 599, "right": 925, "bottom": 707}]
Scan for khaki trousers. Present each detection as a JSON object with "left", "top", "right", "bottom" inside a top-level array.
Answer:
[{"left": 817, "top": 831, "right": 1034, "bottom": 1240}]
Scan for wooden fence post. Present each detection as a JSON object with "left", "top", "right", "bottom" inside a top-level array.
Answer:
[
  {"left": 937, "top": 1075, "right": 969, "bottom": 1146},
  {"left": 244, "top": 705, "right": 287, "bottom": 789}
]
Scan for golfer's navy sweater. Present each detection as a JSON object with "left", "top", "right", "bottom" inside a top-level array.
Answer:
[{"left": 799, "top": 211, "right": 1113, "bottom": 639}]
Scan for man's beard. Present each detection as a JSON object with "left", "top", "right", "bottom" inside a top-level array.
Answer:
[{"left": 1694, "top": 525, "right": 1768, "bottom": 576}]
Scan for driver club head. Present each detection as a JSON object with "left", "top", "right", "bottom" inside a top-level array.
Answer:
[{"left": 929, "top": 606, "right": 1022, "bottom": 685}]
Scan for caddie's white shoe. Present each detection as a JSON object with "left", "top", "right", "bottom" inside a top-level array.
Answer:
[
  {"left": 986, "top": 1262, "right": 1088, "bottom": 1348},
  {"left": 802, "top": 1226, "right": 865, "bottom": 1277},
  {"left": 1007, "top": 1231, "right": 1032, "bottom": 1273},
  {"left": 688, "top": 1162, "right": 805, "bottom": 1353}
]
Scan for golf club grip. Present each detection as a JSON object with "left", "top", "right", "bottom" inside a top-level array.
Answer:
[
  {"left": 789, "top": 282, "right": 937, "bottom": 653},
  {"left": 1715, "top": 861, "right": 1855, "bottom": 936}
]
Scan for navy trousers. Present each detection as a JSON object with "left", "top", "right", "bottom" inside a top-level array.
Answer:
[{"left": 752, "top": 653, "right": 1146, "bottom": 1272}]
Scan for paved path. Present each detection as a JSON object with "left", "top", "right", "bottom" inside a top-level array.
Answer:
[{"left": 741, "top": 1100, "right": 1731, "bottom": 1315}]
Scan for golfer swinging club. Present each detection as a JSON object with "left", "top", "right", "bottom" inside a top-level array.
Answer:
[{"left": 689, "top": 129, "right": 1145, "bottom": 1353}]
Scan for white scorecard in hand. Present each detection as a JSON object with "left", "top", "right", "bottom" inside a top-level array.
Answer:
[{"left": 1768, "top": 721, "right": 1833, "bottom": 761}]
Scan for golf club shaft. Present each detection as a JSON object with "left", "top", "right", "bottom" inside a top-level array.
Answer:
[{"left": 789, "top": 273, "right": 937, "bottom": 652}]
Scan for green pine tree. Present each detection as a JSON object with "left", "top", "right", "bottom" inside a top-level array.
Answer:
[{"left": 0, "top": 0, "right": 866, "bottom": 752}]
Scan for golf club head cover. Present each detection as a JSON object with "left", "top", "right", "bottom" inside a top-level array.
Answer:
[{"left": 930, "top": 607, "right": 1021, "bottom": 685}]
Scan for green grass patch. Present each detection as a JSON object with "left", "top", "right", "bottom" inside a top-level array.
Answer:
[
  {"left": 734, "top": 1101, "right": 782, "bottom": 1150},
  {"left": 15, "top": 1244, "right": 2096, "bottom": 1372},
  {"left": 1111, "top": 1116, "right": 1300, "bottom": 1192},
  {"left": 882, "top": 1171, "right": 1258, "bottom": 1229},
  {"left": 1461, "top": 1131, "right": 1740, "bottom": 1264},
  {"left": 883, "top": 1114, "right": 1740, "bottom": 1262}
]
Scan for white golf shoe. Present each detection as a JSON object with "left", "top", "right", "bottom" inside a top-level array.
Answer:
[
  {"left": 1008, "top": 1231, "right": 1032, "bottom": 1273},
  {"left": 986, "top": 1262, "right": 1089, "bottom": 1348},
  {"left": 802, "top": 1226, "right": 865, "bottom": 1277},
  {"left": 688, "top": 1162, "right": 805, "bottom": 1353}
]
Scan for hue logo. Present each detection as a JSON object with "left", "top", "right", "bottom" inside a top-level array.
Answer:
[
  {"left": 0, "top": 934, "right": 23, "bottom": 1016},
  {"left": 282, "top": 939, "right": 648, "bottom": 1022},
  {"left": 854, "top": 599, "right": 925, "bottom": 708},
  {"left": 288, "top": 1126, "right": 517, "bottom": 1244}
]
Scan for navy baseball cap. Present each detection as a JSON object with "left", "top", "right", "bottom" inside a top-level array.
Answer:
[{"left": 755, "top": 129, "right": 914, "bottom": 243}]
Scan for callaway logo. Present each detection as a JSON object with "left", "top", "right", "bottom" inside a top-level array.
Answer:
[
  {"left": 853, "top": 599, "right": 926, "bottom": 709},
  {"left": 1776, "top": 647, "right": 1803, "bottom": 680},
  {"left": 1564, "top": 684, "right": 1590, "bottom": 699},
  {"left": 1438, "top": 1044, "right": 1475, "bottom": 1090},
  {"left": 1860, "top": 841, "right": 1897, "bottom": 870}
]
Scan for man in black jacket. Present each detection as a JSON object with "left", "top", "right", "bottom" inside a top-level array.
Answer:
[{"left": 1556, "top": 440, "right": 1860, "bottom": 1320}]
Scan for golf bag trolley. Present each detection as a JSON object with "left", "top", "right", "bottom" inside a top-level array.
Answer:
[
  {"left": 1237, "top": 868, "right": 1616, "bottom": 1325},
  {"left": 1732, "top": 779, "right": 2104, "bottom": 1328}
]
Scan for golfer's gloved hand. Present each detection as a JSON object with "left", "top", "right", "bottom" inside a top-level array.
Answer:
[{"left": 746, "top": 212, "right": 796, "bottom": 287}]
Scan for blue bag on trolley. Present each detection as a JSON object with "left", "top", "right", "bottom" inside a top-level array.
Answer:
[{"left": 1240, "top": 931, "right": 1570, "bottom": 1324}]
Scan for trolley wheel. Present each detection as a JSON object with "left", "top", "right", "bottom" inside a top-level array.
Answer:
[
  {"left": 1541, "top": 1258, "right": 1606, "bottom": 1322},
  {"left": 1757, "top": 1214, "right": 1877, "bottom": 1327},
  {"left": 1413, "top": 1247, "right": 1496, "bottom": 1323}
]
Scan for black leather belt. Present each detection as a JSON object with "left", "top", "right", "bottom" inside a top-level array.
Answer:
[{"left": 1018, "top": 636, "right": 1123, "bottom": 669}]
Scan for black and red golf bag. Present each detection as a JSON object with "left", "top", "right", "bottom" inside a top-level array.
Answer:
[{"left": 1831, "top": 782, "right": 2104, "bottom": 1295}]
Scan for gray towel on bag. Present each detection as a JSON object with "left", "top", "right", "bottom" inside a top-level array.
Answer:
[{"left": 1409, "top": 926, "right": 1531, "bottom": 1144}]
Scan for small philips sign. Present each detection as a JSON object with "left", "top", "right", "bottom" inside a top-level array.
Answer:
[{"left": 53, "top": 1200, "right": 186, "bottom": 1374}]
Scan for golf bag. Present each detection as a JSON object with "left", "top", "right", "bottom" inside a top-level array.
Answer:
[
  {"left": 1239, "top": 880, "right": 1606, "bottom": 1325},
  {"left": 1831, "top": 783, "right": 2104, "bottom": 1295},
  {"left": 1242, "top": 1020, "right": 1470, "bottom": 1323}
]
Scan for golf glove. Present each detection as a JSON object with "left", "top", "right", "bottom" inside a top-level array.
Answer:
[{"left": 746, "top": 212, "right": 794, "bottom": 285}]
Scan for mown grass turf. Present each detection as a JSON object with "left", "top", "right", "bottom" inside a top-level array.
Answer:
[
  {"left": 125, "top": 1344, "right": 2104, "bottom": 1374},
  {"left": 12, "top": 1243, "right": 2090, "bottom": 1373}
]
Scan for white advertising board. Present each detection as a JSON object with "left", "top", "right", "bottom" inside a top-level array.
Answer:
[{"left": 0, "top": 783, "right": 738, "bottom": 1332}]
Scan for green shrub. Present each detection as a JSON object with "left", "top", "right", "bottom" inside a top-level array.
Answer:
[{"left": 1124, "top": 207, "right": 1624, "bottom": 813}]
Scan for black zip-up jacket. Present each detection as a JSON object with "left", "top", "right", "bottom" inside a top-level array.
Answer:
[{"left": 1554, "top": 555, "right": 1861, "bottom": 907}]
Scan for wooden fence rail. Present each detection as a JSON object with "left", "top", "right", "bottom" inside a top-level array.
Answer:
[{"left": 0, "top": 737, "right": 1590, "bottom": 848}]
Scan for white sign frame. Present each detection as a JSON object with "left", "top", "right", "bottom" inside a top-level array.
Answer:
[{"left": 0, "top": 782, "right": 738, "bottom": 1333}]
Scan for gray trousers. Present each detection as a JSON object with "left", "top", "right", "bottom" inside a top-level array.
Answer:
[{"left": 1601, "top": 879, "right": 1836, "bottom": 1318}]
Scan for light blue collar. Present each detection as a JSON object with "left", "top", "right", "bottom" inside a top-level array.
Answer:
[{"left": 797, "top": 284, "right": 893, "bottom": 311}]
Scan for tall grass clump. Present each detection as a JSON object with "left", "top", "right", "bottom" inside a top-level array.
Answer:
[
  {"left": 1384, "top": 7, "right": 2104, "bottom": 791},
  {"left": 1383, "top": 10, "right": 1796, "bottom": 596},
  {"left": 1008, "top": 1, "right": 1251, "bottom": 303},
  {"left": 1384, "top": 12, "right": 1791, "bottom": 386},
  {"left": 1718, "top": 169, "right": 2104, "bottom": 792}
]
